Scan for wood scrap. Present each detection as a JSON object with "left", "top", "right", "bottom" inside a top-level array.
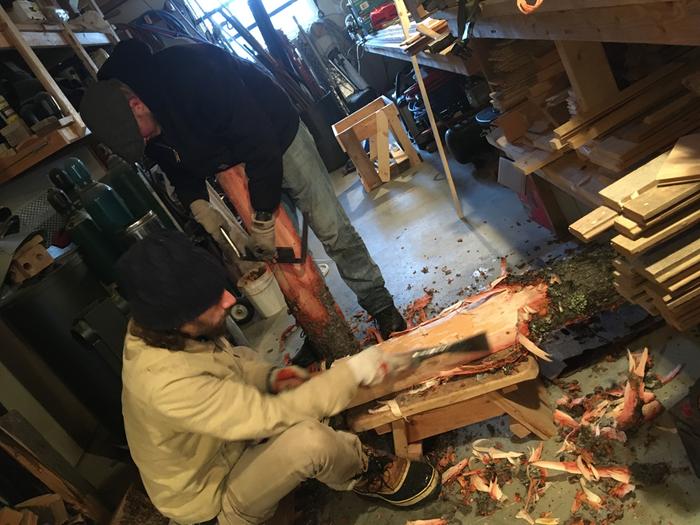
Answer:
[
  {"left": 569, "top": 206, "right": 617, "bottom": 242},
  {"left": 656, "top": 134, "right": 700, "bottom": 185},
  {"left": 622, "top": 180, "right": 700, "bottom": 224}
]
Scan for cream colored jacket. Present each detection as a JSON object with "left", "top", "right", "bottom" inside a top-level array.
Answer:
[{"left": 121, "top": 328, "right": 359, "bottom": 524}]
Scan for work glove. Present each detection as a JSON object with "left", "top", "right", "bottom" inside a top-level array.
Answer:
[
  {"left": 346, "top": 346, "right": 413, "bottom": 387},
  {"left": 249, "top": 212, "right": 276, "bottom": 261},
  {"left": 268, "top": 366, "right": 310, "bottom": 393},
  {"left": 190, "top": 199, "right": 227, "bottom": 244}
]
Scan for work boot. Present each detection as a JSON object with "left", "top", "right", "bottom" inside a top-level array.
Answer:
[
  {"left": 353, "top": 446, "right": 439, "bottom": 507},
  {"left": 374, "top": 305, "right": 407, "bottom": 339}
]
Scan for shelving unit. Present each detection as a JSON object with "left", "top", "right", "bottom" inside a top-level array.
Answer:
[
  {"left": 0, "top": 1, "right": 117, "bottom": 182},
  {"left": 363, "top": 22, "right": 481, "bottom": 76}
]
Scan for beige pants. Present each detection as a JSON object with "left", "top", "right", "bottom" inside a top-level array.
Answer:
[{"left": 217, "top": 420, "right": 365, "bottom": 524}]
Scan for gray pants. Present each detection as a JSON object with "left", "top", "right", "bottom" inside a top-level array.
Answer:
[{"left": 280, "top": 123, "right": 393, "bottom": 315}]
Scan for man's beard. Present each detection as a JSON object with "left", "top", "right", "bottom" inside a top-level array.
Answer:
[{"left": 189, "top": 308, "right": 231, "bottom": 339}]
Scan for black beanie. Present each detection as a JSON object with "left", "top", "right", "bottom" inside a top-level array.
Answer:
[{"left": 116, "top": 231, "right": 228, "bottom": 331}]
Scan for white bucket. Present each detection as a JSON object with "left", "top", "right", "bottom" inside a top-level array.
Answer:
[{"left": 237, "top": 267, "right": 286, "bottom": 318}]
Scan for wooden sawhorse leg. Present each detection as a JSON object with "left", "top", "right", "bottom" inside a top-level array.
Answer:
[{"left": 489, "top": 379, "right": 556, "bottom": 439}]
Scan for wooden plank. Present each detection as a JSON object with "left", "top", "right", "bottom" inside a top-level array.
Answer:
[
  {"left": 348, "top": 356, "right": 539, "bottom": 432},
  {"left": 538, "top": 153, "right": 613, "bottom": 208},
  {"left": 553, "top": 64, "right": 682, "bottom": 140},
  {"left": 337, "top": 129, "right": 383, "bottom": 192},
  {"left": 0, "top": 30, "right": 110, "bottom": 49},
  {"left": 569, "top": 205, "right": 618, "bottom": 242},
  {"left": 0, "top": 126, "right": 83, "bottom": 183},
  {"left": 0, "top": 7, "right": 83, "bottom": 128},
  {"left": 632, "top": 225, "right": 700, "bottom": 279},
  {"left": 375, "top": 109, "right": 391, "bottom": 183},
  {"left": 488, "top": 379, "right": 556, "bottom": 439},
  {"left": 405, "top": 395, "right": 505, "bottom": 443},
  {"left": 555, "top": 41, "right": 618, "bottom": 114},
  {"left": 332, "top": 97, "right": 386, "bottom": 137},
  {"left": 612, "top": 202, "right": 700, "bottom": 256},
  {"left": 656, "top": 134, "right": 700, "bottom": 185},
  {"left": 61, "top": 22, "right": 98, "bottom": 79},
  {"left": 513, "top": 148, "right": 564, "bottom": 175},
  {"left": 644, "top": 93, "right": 697, "bottom": 126},
  {"left": 394, "top": 0, "right": 464, "bottom": 219},
  {"left": 473, "top": 1, "right": 700, "bottom": 46},
  {"left": 384, "top": 105, "right": 422, "bottom": 167},
  {"left": 623, "top": 181, "right": 700, "bottom": 224},
  {"left": 563, "top": 79, "right": 684, "bottom": 150},
  {"left": 406, "top": 442, "right": 424, "bottom": 461},
  {"left": 0, "top": 411, "right": 108, "bottom": 523},
  {"left": 391, "top": 420, "right": 410, "bottom": 458},
  {"left": 599, "top": 152, "right": 668, "bottom": 211},
  {"left": 479, "top": 0, "right": 680, "bottom": 18},
  {"left": 614, "top": 191, "right": 700, "bottom": 238}
]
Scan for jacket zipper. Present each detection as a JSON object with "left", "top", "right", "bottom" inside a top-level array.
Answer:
[{"left": 151, "top": 141, "right": 181, "bottom": 163}]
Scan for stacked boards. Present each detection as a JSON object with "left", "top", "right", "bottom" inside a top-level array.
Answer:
[
  {"left": 550, "top": 54, "right": 700, "bottom": 175},
  {"left": 570, "top": 141, "right": 700, "bottom": 330}
]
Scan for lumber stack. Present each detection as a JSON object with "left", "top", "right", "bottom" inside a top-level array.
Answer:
[
  {"left": 486, "top": 40, "right": 568, "bottom": 114},
  {"left": 570, "top": 139, "right": 700, "bottom": 331},
  {"left": 551, "top": 57, "right": 700, "bottom": 175}
]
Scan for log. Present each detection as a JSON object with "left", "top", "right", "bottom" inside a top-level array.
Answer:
[
  {"left": 216, "top": 166, "right": 360, "bottom": 360},
  {"left": 348, "top": 283, "right": 549, "bottom": 407}
]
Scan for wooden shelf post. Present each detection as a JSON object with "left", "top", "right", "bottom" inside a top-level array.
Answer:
[
  {"left": 0, "top": 6, "right": 85, "bottom": 132},
  {"left": 393, "top": 0, "right": 465, "bottom": 220},
  {"left": 555, "top": 40, "right": 618, "bottom": 114}
]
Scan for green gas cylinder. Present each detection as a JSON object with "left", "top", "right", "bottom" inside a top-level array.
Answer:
[
  {"left": 105, "top": 155, "right": 174, "bottom": 228},
  {"left": 64, "top": 157, "right": 134, "bottom": 236},
  {"left": 47, "top": 188, "right": 120, "bottom": 283}
]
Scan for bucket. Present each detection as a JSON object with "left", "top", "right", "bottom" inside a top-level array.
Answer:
[{"left": 237, "top": 267, "right": 286, "bottom": 318}]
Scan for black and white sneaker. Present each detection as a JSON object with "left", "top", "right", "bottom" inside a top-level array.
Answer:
[{"left": 353, "top": 446, "right": 439, "bottom": 507}]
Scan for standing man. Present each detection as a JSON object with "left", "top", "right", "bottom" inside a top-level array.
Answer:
[
  {"left": 80, "top": 40, "right": 407, "bottom": 338},
  {"left": 116, "top": 231, "right": 438, "bottom": 524}
]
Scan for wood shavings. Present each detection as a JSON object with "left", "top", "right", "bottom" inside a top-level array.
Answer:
[
  {"left": 535, "top": 519, "right": 559, "bottom": 525},
  {"left": 470, "top": 474, "right": 490, "bottom": 492},
  {"left": 579, "top": 479, "right": 603, "bottom": 510},
  {"left": 441, "top": 458, "right": 470, "bottom": 485},
  {"left": 517, "top": 333, "right": 553, "bottom": 362},
  {"left": 407, "top": 378, "right": 441, "bottom": 395},
  {"left": 516, "top": 509, "right": 535, "bottom": 524},
  {"left": 489, "top": 478, "right": 506, "bottom": 501}
]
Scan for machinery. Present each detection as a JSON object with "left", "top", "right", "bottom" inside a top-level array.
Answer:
[{"left": 393, "top": 66, "right": 490, "bottom": 152}]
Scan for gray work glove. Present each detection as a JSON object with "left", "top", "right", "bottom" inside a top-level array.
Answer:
[
  {"left": 249, "top": 212, "right": 276, "bottom": 261},
  {"left": 190, "top": 199, "right": 227, "bottom": 244}
]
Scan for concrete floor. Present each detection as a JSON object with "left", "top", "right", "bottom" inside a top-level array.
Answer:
[{"left": 241, "top": 154, "right": 700, "bottom": 524}]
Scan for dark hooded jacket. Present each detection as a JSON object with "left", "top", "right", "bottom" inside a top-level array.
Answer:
[{"left": 97, "top": 40, "right": 300, "bottom": 211}]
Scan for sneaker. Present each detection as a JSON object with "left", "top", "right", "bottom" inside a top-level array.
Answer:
[
  {"left": 373, "top": 305, "right": 408, "bottom": 339},
  {"left": 353, "top": 446, "right": 439, "bottom": 507}
]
